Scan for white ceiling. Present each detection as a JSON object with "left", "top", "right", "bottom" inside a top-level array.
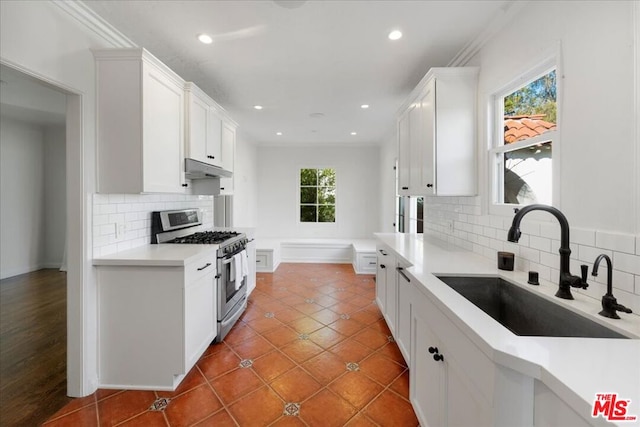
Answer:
[{"left": 83, "top": 0, "right": 512, "bottom": 146}]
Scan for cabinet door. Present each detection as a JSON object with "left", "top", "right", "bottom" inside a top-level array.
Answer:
[
  {"left": 184, "top": 271, "right": 216, "bottom": 370},
  {"left": 142, "top": 63, "right": 185, "bottom": 193},
  {"left": 396, "top": 264, "right": 412, "bottom": 365},
  {"left": 446, "top": 358, "right": 492, "bottom": 427},
  {"left": 411, "top": 309, "right": 445, "bottom": 427},
  {"left": 206, "top": 110, "right": 223, "bottom": 167},
  {"left": 397, "top": 110, "right": 411, "bottom": 195},
  {"left": 384, "top": 252, "right": 398, "bottom": 336},
  {"left": 419, "top": 79, "right": 436, "bottom": 195},
  {"left": 219, "top": 122, "right": 235, "bottom": 195},
  {"left": 375, "top": 250, "right": 388, "bottom": 312},
  {"left": 187, "top": 93, "right": 209, "bottom": 163},
  {"left": 408, "top": 100, "right": 422, "bottom": 194}
]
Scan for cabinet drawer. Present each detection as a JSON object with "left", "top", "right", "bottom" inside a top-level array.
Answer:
[
  {"left": 256, "top": 254, "right": 268, "bottom": 266},
  {"left": 185, "top": 253, "right": 216, "bottom": 284}
]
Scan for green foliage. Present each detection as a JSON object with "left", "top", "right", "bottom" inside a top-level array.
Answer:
[
  {"left": 300, "top": 168, "right": 317, "bottom": 185},
  {"left": 300, "top": 168, "right": 336, "bottom": 223},
  {"left": 504, "top": 70, "right": 557, "bottom": 123}
]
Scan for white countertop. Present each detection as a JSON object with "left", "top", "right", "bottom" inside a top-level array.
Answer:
[
  {"left": 375, "top": 232, "right": 640, "bottom": 427},
  {"left": 93, "top": 244, "right": 217, "bottom": 267}
]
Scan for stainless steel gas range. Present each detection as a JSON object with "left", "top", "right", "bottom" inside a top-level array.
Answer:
[{"left": 151, "top": 208, "right": 248, "bottom": 342}]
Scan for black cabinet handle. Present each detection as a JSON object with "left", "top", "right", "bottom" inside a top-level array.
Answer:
[
  {"left": 402, "top": 186, "right": 409, "bottom": 190},
  {"left": 380, "top": 264, "right": 386, "bottom": 269},
  {"left": 197, "top": 262, "right": 212, "bottom": 271},
  {"left": 426, "top": 184, "right": 433, "bottom": 188},
  {"left": 379, "top": 249, "right": 387, "bottom": 256},
  {"left": 429, "top": 346, "right": 444, "bottom": 361},
  {"left": 396, "top": 267, "right": 411, "bottom": 283},
  {"left": 369, "top": 261, "right": 377, "bottom": 265},
  {"left": 207, "top": 155, "right": 215, "bottom": 159},
  {"left": 182, "top": 183, "right": 188, "bottom": 187}
]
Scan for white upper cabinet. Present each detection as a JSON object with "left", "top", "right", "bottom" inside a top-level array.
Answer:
[
  {"left": 219, "top": 121, "right": 236, "bottom": 195},
  {"left": 94, "top": 48, "right": 187, "bottom": 194},
  {"left": 185, "top": 82, "right": 223, "bottom": 168},
  {"left": 397, "top": 67, "right": 478, "bottom": 196}
]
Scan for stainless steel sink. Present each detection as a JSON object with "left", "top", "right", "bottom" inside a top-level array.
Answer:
[{"left": 436, "top": 276, "right": 628, "bottom": 339}]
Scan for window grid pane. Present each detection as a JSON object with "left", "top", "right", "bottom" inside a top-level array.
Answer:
[{"left": 300, "top": 168, "right": 335, "bottom": 223}]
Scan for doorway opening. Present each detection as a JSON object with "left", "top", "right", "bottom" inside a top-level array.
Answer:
[{"left": 0, "top": 63, "right": 82, "bottom": 425}]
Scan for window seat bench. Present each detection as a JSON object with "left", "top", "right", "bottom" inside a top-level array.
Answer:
[{"left": 254, "top": 238, "right": 377, "bottom": 274}]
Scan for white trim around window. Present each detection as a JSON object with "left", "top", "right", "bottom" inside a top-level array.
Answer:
[{"left": 487, "top": 50, "right": 563, "bottom": 218}]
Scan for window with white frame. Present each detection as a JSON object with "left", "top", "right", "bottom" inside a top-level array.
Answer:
[
  {"left": 394, "top": 160, "right": 423, "bottom": 233},
  {"left": 490, "top": 67, "right": 557, "bottom": 208},
  {"left": 299, "top": 168, "right": 336, "bottom": 223}
]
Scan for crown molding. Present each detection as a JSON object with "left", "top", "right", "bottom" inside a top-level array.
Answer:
[
  {"left": 51, "top": 0, "right": 136, "bottom": 48},
  {"left": 448, "top": 0, "right": 529, "bottom": 67}
]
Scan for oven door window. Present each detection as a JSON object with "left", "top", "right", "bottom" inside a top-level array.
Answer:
[{"left": 222, "top": 256, "right": 244, "bottom": 303}]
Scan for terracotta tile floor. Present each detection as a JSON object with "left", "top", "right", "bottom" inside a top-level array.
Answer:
[{"left": 44, "top": 263, "right": 419, "bottom": 427}]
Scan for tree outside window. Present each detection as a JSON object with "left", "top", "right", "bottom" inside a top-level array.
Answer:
[
  {"left": 300, "top": 168, "right": 336, "bottom": 223},
  {"left": 492, "top": 68, "right": 557, "bottom": 206}
]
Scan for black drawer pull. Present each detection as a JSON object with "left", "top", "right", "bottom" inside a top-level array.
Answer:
[
  {"left": 379, "top": 249, "right": 387, "bottom": 256},
  {"left": 197, "top": 263, "right": 212, "bottom": 271},
  {"left": 396, "top": 267, "right": 410, "bottom": 283},
  {"left": 380, "top": 264, "right": 386, "bottom": 269}
]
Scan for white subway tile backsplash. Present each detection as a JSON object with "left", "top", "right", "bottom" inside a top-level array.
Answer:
[
  {"left": 578, "top": 245, "right": 612, "bottom": 264},
  {"left": 108, "top": 194, "right": 125, "bottom": 203},
  {"left": 610, "top": 270, "right": 635, "bottom": 294},
  {"left": 571, "top": 228, "right": 596, "bottom": 247},
  {"left": 520, "top": 247, "right": 540, "bottom": 264},
  {"left": 529, "top": 235, "right": 551, "bottom": 253},
  {"left": 423, "top": 198, "right": 639, "bottom": 301},
  {"left": 483, "top": 227, "right": 497, "bottom": 239},
  {"left": 595, "top": 231, "right": 636, "bottom": 255},
  {"left": 539, "top": 251, "right": 557, "bottom": 269},
  {"left": 93, "top": 194, "right": 214, "bottom": 257},
  {"left": 539, "top": 222, "right": 560, "bottom": 240},
  {"left": 613, "top": 252, "right": 640, "bottom": 276}
]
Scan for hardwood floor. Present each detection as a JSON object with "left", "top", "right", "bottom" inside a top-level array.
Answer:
[{"left": 0, "top": 269, "right": 71, "bottom": 426}]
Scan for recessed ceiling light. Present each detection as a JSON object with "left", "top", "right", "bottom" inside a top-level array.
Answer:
[
  {"left": 197, "top": 33, "right": 213, "bottom": 44},
  {"left": 351, "top": 132, "right": 357, "bottom": 136},
  {"left": 388, "top": 30, "right": 402, "bottom": 41},
  {"left": 276, "top": 132, "right": 282, "bottom": 136},
  {"left": 361, "top": 104, "right": 369, "bottom": 109},
  {"left": 253, "top": 105, "right": 263, "bottom": 110}
]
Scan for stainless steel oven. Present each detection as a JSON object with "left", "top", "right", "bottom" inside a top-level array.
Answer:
[{"left": 151, "top": 208, "right": 248, "bottom": 342}]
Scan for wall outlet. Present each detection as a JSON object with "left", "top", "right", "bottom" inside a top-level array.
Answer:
[
  {"left": 115, "top": 222, "right": 126, "bottom": 240},
  {"left": 446, "top": 220, "right": 454, "bottom": 233}
]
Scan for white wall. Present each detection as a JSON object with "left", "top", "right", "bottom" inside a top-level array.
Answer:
[
  {"left": 256, "top": 145, "right": 380, "bottom": 239},
  {"left": 233, "top": 131, "right": 258, "bottom": 228},
  {"left": 0, "top": 117, "right": 45, "bottom": 279},
  {"left": 379, "top": 134, "right": 397, "bottom": 233},
  {"left": 43, "top": 124, "right": 67, "bottom": 268},
  {"left": 1, "top": 0, "right": 126, "bottom": 396},
  {"left": 415, "top": 2, "right": 640, "bottom": 314}
]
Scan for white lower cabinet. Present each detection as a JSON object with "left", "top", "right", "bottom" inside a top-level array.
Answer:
[
  {"left": 395, "top": 261, "right": 412, "bottom": 365},
  {"left": 411, "top": 286, "right": 493, "bottom": 427},
  {"left": 97, "top": 251, "right": 217, "bottom": 390},
  {"left": 376, "top": 245, "right": 398, "bottom": 336},
  {"left": 375, "top": 246, "right": 388, "bottom": 312}
]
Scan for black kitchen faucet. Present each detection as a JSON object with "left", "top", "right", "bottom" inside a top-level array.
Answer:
[
  {"left": 592, "top": 254, "right": 633, "bottom": 319},
  {"left": 507, "top": 204, "right": 589, "bottom": 299}
]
